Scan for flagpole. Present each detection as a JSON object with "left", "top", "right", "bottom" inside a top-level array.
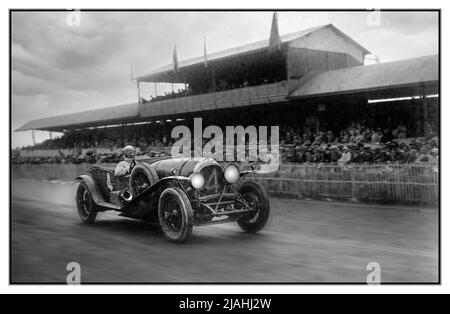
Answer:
[
  {"left": 172, "top": 42, "right": 180, "bottom": 96},
  {"left": 137, "top": 81, "right": 141, "bottom": 104},
  {"left": 129, "top": 64, "right": 134, "bottom": 81},
  {"left": 130, "top": 64, "right": 142, "bottom": 104},
  {"left": 203, "top": 34, "right": 214, "bottom": 93}
]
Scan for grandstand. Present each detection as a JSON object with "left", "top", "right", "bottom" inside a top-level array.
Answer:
[{"left": 15, "top": 23, "right": 439, "bottom": 164}]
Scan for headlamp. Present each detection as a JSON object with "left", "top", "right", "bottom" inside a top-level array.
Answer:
[
  {"left": 190, "top": 173, "right": 205, "bottom": 190},
  {"left": 224, "top": 164, "right": 240, "bottom": 184}
]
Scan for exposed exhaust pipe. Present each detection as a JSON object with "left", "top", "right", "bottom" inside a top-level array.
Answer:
[{"left": 120, "top": 190, "right": 133, "bottom": 202}]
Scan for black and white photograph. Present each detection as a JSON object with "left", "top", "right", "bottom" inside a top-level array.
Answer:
[{"left": 8, "top": 7, "right": 441, "bottom": 289}]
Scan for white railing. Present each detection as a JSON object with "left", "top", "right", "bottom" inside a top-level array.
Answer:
[{"left": 247, "top": 163, "right": 439, "bottom": 204}]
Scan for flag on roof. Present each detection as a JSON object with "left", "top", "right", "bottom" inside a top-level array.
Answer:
[
  {"left": 203, "top": 35, "right": 208, "bottom": 68},
  {"left": 268, "top": 12, "right": 281, "bottom": 53},
  {"left": 173, "top": 43, "right": 179, "bottom": 73}
]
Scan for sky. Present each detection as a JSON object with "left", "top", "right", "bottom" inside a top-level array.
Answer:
[{"left": 11, "top": 10, "right": 439, "bottom": 148}]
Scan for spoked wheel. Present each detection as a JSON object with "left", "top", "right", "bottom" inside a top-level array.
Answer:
[
  {"left": 158, "top": 187, "right": 193, "bottom": 243},
  {"left": 237, "top": 181, "right": 270, "bottom": 233},
  {"left": 130, "top": 163, "right": 159, "bottom": 197},
  {"left": 133, "top": 172, "right": 151, "bottom": 194},
  {"left": 76, "top": 182, "right": 98, "bottom": 224}
]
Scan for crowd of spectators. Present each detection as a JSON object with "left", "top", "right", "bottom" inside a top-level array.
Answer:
[
  {"left": 23, "top": 127, "right": 173, "bottom": 151},
  {"left": 214, "top": 77, "right": 282, "bottom": 92},
  {"left": 140, "top": 77, "right": 284, "bottom": 104},
  {"left": 142, "top": 88, "right": 194, "bottom": 104},
  {"left": 280, "top": 122, "right": 439, "bottom": 164},
  {"left": 281, "top": 122, "right": 410, "bottom": 146},
  {"left": 281, "top": 138, "right": 439, "bottom": 164},
  {"left": 11, "top": 149, "right": 171, "bottom": 165},
  {"left": 12, "top": 121, "right": 439, "bottom": 165}
]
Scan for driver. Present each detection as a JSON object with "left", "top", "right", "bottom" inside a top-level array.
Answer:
[{"left": 115, "top": 145, "right": 136, "bottom": 177}]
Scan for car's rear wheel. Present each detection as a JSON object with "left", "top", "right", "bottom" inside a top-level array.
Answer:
[
  {"left": 237, "top": 181, "right": 270, "bottom": 233},
  {"left": 76, "top": 182, "right": 98, "bottom": 224},
  {"left": 158, "top": 187, "right": 193, "bottom": 243}
]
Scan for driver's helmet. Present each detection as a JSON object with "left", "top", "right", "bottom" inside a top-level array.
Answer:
[{"left": 123, "top": 145, "right": 135, "bottom": 161}]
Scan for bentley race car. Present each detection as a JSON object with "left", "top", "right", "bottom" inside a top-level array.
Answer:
[{"left": 75, "top": 157, "right": 270, "bottom": 242}]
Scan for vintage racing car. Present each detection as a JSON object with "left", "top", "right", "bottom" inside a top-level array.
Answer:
[{"left": 75, "top": 156, "right": 270, "bottom": 242}]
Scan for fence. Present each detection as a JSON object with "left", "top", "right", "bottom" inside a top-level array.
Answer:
[
  {"left": 246, "top": 163, "right": 439, "bottom": 204},
  {"left": 11, "top": 163, "right": 439, "bottom": 205}
]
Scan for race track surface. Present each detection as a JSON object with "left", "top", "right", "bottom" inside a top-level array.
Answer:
[{"left": 10, "top": 179, "right": 439, "bottom": 283}]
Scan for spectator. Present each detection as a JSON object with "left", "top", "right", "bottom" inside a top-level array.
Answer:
[
  {"left": 371, "top": 128, "right": 382, "bottom": 143},
  {"left": 338, "top": 146, "right": 351, "bottom": 164},
  {"left": 416, "top": 148, "right": 432, "bottom": 163},
  {"left": 326, "top": 131, "right": 335, "bottom": 143}
]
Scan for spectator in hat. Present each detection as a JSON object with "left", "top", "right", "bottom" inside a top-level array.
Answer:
[
  {"left": 338, "top": 146, "right": 352, "bottom": 165},
  {"left": 415, "top": 148, "right": 432, "bottom": 163},
  {"left": 329, "top": 145, "right": 340, "bottom": 163}
]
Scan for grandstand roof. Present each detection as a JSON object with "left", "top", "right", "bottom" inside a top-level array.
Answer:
[
  {"left": 135, "top": 24, "right": 371, "bottom": 83},
  {"left": 16, "top": 56, "right": 438, "bottom": 133},
  {"left": 16, "top": 103, "right": 139, "bottom": 132},
  {"left": 290, "top": 54, "right": 439, "bottom": 99}
]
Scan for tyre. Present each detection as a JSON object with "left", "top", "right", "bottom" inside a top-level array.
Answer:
[
  {"left": 129, "top": 163, "right": 159, "bottom": 196},
  {"left": 158, "top": 187, "right": 193, "bottom": 243},
  {"left": 76, "top": 181, "right": 98, "bottom": 224},
  {"left": 237, "top": 181, "right": 270, "bottom": 233}
]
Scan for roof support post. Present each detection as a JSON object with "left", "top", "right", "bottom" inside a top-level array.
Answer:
[
  {"left": 422, "top": 92, "right": 428, "bottom": 137},
  {"left": 211, "top": 66, "right": 216, "bottom": 92},
  {"left": 31, "top": 130, "right": 36, "bottom": 145}
]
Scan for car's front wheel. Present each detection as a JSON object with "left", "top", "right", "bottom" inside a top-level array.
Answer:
[
  {"left": 237, "top": 181, "right": 270, "bottom": 233},
  {"left": 158, "top": 187, "right": 193, "bottom": 243},
  {"left": 76, "top": 181, "right": 98, "bottom": 224}
]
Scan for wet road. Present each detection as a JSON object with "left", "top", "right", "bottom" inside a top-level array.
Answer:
[{"left": 11, "top": 179, "right": 438, "bottom": 283}]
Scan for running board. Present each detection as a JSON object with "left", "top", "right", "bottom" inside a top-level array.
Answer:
[{"left": 96, "top": 201, "right": 122, "bottom": 212}]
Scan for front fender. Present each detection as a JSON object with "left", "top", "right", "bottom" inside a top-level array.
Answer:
[
  {"left": 127, "top": 176, "right": 191, "bottom": 205},
  {"left": 75, "top": 175, "right": 106, "bottom": 205},
  {"left": 153, "top": 176, "right": 191, "bottom": 191}
]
